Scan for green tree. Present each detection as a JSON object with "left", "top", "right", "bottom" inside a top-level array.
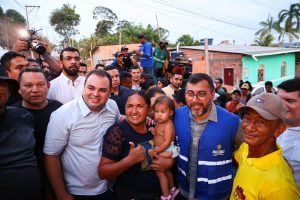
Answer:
[
  {"left": 79, "top": 35, "right": 100, "bottom": 59},
  {"left": 255, "top": 15, "right": 274, "bottom": 37},
  {"left": 93, "top": 6, "right": 118, "bottom": 37},
  {"left": 253, "top": 33, "right": 275, "bottom": 46},
  {"left": 49, "top": 4, "right": 80, "bottom": 41},
  {"left": 0, "top": 6, "right": 4, "bottom": 17},
  {"left": 176, "top": 34, "right": 199, "bottom": 46},
  {"left": 275, "top": 3, "right": 300, "bottom": 44},
  {"left": 95, "top": 20, "right": 114, "bottom": 36},
  {"left": 5, "top": 9, "right": 26, "bottom": 24},
  {"left": 92, "top": 6, "right": 168, "bottom": 45},
  {"left": 0, "top": 8, "right": 26, "bottom": 49},
  {"left": 93, "top": 6, "right": 118, "bottom": 22}
]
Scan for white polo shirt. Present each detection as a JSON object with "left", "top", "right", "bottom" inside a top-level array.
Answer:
[
  {"left": 44, "top": 96, "right": 120, "bottom": 195},
  {"left": 48, "top": 72, "right": 85, "bottom": 104}
]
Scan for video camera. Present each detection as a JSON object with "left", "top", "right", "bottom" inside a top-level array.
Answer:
[{"left": 20, "top": 29, "right": 47, "bottom": 55}]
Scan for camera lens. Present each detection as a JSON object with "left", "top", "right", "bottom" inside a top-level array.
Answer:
[{"left": 32, "top": 42, "right": 46, "bottom": 55}]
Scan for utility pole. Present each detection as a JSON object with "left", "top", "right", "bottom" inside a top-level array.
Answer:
[
  {"left": 25, "top": 5, "right": 40, "bottom": 29},
  {"left": 119, "top": 31, "right": 122, "bottom": 45},
  {"left": 155, "top": 14, "right": 161, "bottom": 40},
  {"left": 90, "top": 43, "right": 93, "bottom": 68},
  {"left": 204, "top": 38, "right": 210, "bottom": 75}
]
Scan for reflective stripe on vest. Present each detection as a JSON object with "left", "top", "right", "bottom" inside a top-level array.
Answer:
[
  {"left": 198, "top": 159, "right": 232, "bottom": 166},
  {"left": 178, "top": 167, "right": 187, "bottom": 177},
  {"left": 197, "top": 174, "right": 232, "bottom": 184},
  {"left": 179, "top": 154, "right": 188, "bottom": 162}
]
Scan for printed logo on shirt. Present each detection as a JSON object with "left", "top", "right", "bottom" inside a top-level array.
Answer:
[
  {"left": 212, "top": 144, "right": 225, "bottom": 156},
  {"left": 232, "top": 185, "right": 246, "bottom": 200},
  {"left": 256, "top": 98, "right": 266, "bottom": 104}
]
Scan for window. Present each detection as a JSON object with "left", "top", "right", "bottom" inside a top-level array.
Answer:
[{"left": 281, "top": 61, "right": 287, "bottom": 77}]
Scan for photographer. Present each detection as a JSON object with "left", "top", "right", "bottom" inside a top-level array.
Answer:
[{"left": 12, "top": 33, "right": 61, "bottom": 75}]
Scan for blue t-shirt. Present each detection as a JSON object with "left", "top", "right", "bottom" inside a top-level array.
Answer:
[{"left": 140, "top": 41, "right": 154, "bottom": 68}]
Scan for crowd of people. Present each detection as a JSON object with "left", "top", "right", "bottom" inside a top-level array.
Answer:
[{"left": 0, "top": 34, "right": 300, "bottom": 200}]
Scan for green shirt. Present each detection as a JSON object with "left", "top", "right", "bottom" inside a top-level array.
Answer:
[{"left": 153, "top": 47, "right": 167, "bottom": 68}]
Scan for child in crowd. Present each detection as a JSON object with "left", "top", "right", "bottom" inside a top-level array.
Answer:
[{"left": 148, "top": 96, "right": 179, "bottom": 200}]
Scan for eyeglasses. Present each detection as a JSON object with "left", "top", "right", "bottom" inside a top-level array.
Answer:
[
  {"left": 185, "top": 90, "right": 209, "bottom": 100},
  {"left": 63, "top": 56, "right": 80, "bottom": 61},
  {"left": 79, "top": 71, "right": 87, "bottom": 74}
]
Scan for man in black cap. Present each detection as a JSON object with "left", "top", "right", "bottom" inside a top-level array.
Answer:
[
  {"left": 112, "top": 46, "right": 136, "bottom": 71},
  {"left": 0, "top": 66, "right": 42, "bottom": 199},
  {"left": 0, "top": 51, "right": 29, "bottom": 105}
]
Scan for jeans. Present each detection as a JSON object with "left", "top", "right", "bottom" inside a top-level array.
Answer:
[
  {"left": 143, "top": 67, "right": 154, "bottom": 76},
  {"left": 142, "top": 67, "right": 157, "bottom": 84}
]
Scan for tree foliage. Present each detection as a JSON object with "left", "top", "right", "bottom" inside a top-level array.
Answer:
[
  {"left": 93, "top": 6, "right": 118, "bottom": 37},
  {"left": 95, "top": 20, "right": 115, "bottom": 36},
  {"left": 254, "top": 3, "right": 300, "bottom": 46},
  {"left": 176, "top": 34, "right": 199, "bottom": 46},
  {"left": 0, "top": 6, "right": 4, "bottom": 17},
  {"left": 92, "top": 6, "right": 169, "bottom": 44},
  {"left": 275, "top": 3, "right": 300, "bottom": 44},
  {"left": 0, "top": 7, "right": 26, "bottom": 49},
  {"left": 5, "top": 9, "right": 26, "bottom": 24},
  {"left": 49, "top": 4, "right": 80, "bottom": 40},
  {"left": 253, "top": 34, "right": 275, "bottom": 46},
  {"left": 93, "top": 6, "right": 118, "bottom": 22},
  {"left": 255, "top": 15, "right": 274, "bottom": 37}
]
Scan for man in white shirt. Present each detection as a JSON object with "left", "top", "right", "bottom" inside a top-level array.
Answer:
[
  {"left": 44, "top": 70, "right": 120, "bottom": 200},
  {"left": 277, "top": 78, "right": 300, "bottom": 187},
  {"left": 162, "top": 72, "right": 183, "bottom": 99},
  {"left": 48, "top": 47, "right": 85, "bottom": 104}
]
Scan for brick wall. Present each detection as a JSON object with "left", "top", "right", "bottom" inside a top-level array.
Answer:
[{"left": 179, "top": 48, "right": 243, "bottom": 87}]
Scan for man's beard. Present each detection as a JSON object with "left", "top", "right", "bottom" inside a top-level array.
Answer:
[
  {"left": 63, "top": 65, "right": 79, "bottom": 77},
  {"left": 190, "top": 102, "right": 211, "bottom": 118}
]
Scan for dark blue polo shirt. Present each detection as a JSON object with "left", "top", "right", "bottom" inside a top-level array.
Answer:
[{"left": 110, "top": 86, "right": 132, "bottom": 115}]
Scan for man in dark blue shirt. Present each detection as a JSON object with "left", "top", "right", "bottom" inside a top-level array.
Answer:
[
  {"left": 0, "top": 66, "right": 42, "bottom": 200},
  {"left": 104, "top": 65, "right": 131, "bottom": 114}
]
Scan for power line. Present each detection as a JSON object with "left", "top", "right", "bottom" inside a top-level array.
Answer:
[
  {"left": 25, "top": 5, "right": 40, "bottom": 29},
  {"left": 13, "top": 0, "right": 25, "bottom": 10},
  {"left": 151, "top": 0, "right": 257, "bottom": 30},
  {"left": 161, "top": 0, "right": 259, "bottom": 28},
  {"left": 122, "top": 0, "right": 253, "bottom": 43}
]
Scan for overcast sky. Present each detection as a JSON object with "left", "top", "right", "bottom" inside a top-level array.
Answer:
[{"left": 1, "top": 0, "right": 299, "bottom": 46}]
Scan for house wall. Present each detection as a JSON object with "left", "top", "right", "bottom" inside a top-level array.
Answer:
[
  {"left": 179, "top": 48, "right": 243, "bottom": 86},
  {"left": 242, "top": 53, "right": 295, "bottom": 86},
  {"left": 295, "top": 52, "right": 300, "bottom": 77}
]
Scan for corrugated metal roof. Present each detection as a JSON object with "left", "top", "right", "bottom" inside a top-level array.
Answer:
[{"left": 180, "top": 45, "right": 300, "bottom": 57}]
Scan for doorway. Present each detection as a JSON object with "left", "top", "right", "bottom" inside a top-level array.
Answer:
[{"left": 224, "top": 68, "right": 234, "bottom": 86}]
